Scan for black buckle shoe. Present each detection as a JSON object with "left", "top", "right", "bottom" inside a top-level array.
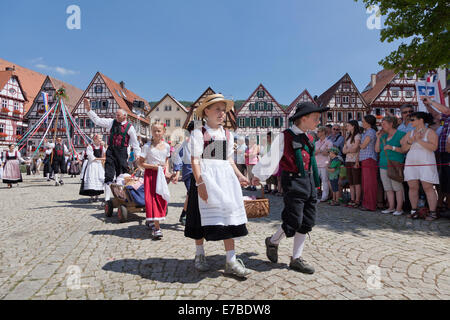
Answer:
[
  {"left": 289, "top": 257, "right": 315, "bottom": 274},
  {"left": 265, "top": 237, "right": 278, "bottom": 263}
]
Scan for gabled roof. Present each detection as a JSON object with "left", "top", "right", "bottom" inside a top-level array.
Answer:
[
  {"left": 237, "top": 83, "right": 287, "bottom": 115},
  {"left": 48, "top": 77, "right": 83, "bottom": 112},
  {"left": 73, "top": 72, "right": 150, "bottom": 125},
  {"left": 316, "top": 73, "right": 368, "bottom": 108},
  {"left": 361, "top": 69, "right": 397, "bottom": 105},
  {"left": 149, "top": 93, "right": 188, "bottom": 115},
  {"left": 183, "top": 87, "right": 216, "bottom": 128},
  {"left": 0, "top": 58, "right": 46, "bottom": 112},
  {"left": 316, "top": 74, "right": 346, "bottom": 107},
  {"left": 287, "top": 89, "right": 316, "bottom": 114},
  {"left": 24, "top": 75, "right": 83, "bottom": 118},
  {"left": 0, "top": 70, "right": 28, "bottom": 102},
  {"left": 0, "top": 70, "right": 13, "bottom": 91}
]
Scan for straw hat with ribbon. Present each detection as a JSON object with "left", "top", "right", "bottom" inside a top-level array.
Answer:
[{"left": 195, "top": 94, "right": 234, "bottom": 118}]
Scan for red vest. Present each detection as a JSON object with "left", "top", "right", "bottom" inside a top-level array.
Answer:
[
  {"left": 279, "top": 130, "right": 312, "bottom": 173},
  {"left": 53, "top": 144, "right": 64, "bottom": 158},
  {"left": 109, "top": 120, "right": 131, "bottom": 148}
]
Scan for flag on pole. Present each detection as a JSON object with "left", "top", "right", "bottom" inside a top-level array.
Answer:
[
  {"left": 41, "top": 92, "right": 49, "bottom": 112},
  {"left": 426, "top": 74, "right": 437, "bottom": 83}
]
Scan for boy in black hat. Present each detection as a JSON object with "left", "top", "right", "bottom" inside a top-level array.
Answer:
[{"left": 252, "top": 102, "right": 329, "bottom": 274}]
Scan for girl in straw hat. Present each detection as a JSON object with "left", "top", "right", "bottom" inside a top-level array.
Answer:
[{"left": 185, "top": 94, "right": 252, "bottom": 279}]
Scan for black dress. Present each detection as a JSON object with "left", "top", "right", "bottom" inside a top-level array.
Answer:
[{"left": 184, "top": 127, "right": 248, "bottom": 241}]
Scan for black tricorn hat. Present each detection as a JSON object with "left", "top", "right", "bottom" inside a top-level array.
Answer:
[{"left": 289, "top": 102, "right": 329, "bottom": 122}]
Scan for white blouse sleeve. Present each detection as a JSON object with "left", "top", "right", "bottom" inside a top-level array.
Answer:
[
  {"left": 139, "top": 143, "right": 150, "bottom": 160},
  {"left": 252, "top": 132, "right": 284, "bottom": 181},
  {"left": 87, "top": 110, "right": 114, "bottom": 130},
  {"left": 190, "top": 129, "right": 204, "bottom": 158},
  {"left": 227, "top": 130, "right": 235, "bottom": 160},
  {"left": 166, "top": 143, "right": 171, "bottom": 159},
  {"left": 17, "top": 151, "right": 25, "bottom": 163},
  {"left": 86, "top": 145, "right": 95, "bottom": 162}
]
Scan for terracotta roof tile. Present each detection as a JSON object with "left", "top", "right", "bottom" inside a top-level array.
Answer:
[
  {"left": 0, "top": 58, "right": 46, "bottom": 112},
  {"left": 98, "top": 73, "right": 150, "bottom": 124},
  {"left": 49, "top": 77, "right": 84, "bottom": 112},
  {"left": 361, "top": 69, "right": 397, "bottom": 105},
  {"left": 0, "top": 70, "right": 13, "bottom": 92}
]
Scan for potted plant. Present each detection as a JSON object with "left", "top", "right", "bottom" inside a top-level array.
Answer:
[
  {"left": 0, "top": 132, "right": 8, "bottom": 139},
  {"left": 1, "top": 107, "right": 10, "bottom": 114},
  {"left": 13, "top": 110, "right": 22, "bottom": 115}
]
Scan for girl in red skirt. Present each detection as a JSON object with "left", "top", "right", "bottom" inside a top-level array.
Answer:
[{"left": 138, "top": 123, "right": 172, "bottom": 239}]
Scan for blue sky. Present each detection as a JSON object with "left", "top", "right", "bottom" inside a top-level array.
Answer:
[{"left": 0, "top": 0, "right": 402, "bottom": 104}]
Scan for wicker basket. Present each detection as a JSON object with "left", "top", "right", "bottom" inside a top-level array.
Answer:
[{"left": 244, "top": 188, "right": 270, "bottom": 219}]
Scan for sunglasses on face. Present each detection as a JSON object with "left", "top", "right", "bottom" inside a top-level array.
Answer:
[
  {"left": 402, "top": 110, "right": 413, "bottom": 115},
  {"left": 333, "top": 128, "right": 340, "bottom": 131}
]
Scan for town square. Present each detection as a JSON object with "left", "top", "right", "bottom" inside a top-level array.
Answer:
[{"left": 0, "top": 0, "right": 449, "bottom": 302}]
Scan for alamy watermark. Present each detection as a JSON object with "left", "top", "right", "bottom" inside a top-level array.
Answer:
[
  {"left": 366, "top": 5, "right": 382, "bottom": 30},
  {"left": 66, "top": 5, "right": 81, "bottom": 30},
  {"left": 366, "top": 265, "right": 383, "bottom": 290},
  {"left": 66, "top": 265, "right": 89, "bottom": 290}
]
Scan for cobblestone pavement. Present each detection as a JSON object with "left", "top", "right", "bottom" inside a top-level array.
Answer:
[{"left": 0, "top": 175, "right": 449, "bottom": 300}]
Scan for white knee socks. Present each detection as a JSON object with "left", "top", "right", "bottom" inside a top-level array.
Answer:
[
  {"left": 105, "top": 183, "right": 112, "bottom": 201},
  {"left": 293, "top": 232, "right": 307, "bottom": 259},
  {"left": 226, "top": 250, "right": 236, "bottom": 263},
  {"left": 196, "top": 245, "right": 205, "bottom": 256},
  {"left": 270, "top": 227, "right": 307, "bottom": 259},
  {"left": 270, "top": 226, "right": 286, "bottom": 245}
]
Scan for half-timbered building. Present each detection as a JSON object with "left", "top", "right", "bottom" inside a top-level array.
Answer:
[
  {"left": 24, "top": 76, "right": 83, "bottom": 149},
  {"left": 0, "top": 69, "right": 28, "bottom": 147},
  {"left": 362, "top": 69, "right": 421, "bottom": 121},
  {"left": 235, "top": 84, "right": 287, "bottom": 138},
  {"left": 0, "top": 58, "right": 46, "bottom": 115},
  {"left": 71, "top": 72, "right": 150, "bottom": 149},
  {"left": 182, "top": 87, "right": 237, "bottom": 131},
  {"left": 286, "top": 89, "right": 316, "bottom": 126},
  {"left": 316, "top": 73, "right": 368, "bottom": 125}
]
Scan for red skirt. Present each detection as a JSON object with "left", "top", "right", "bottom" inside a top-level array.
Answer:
[{"left": 144, "top": 169, "right": 168, "bottom": 221}]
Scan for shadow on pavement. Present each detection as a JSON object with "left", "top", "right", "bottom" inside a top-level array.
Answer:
[
  {"left": 101, "top": 252, "right": 286, "bottom": 283},
  {"left": 30, "top": 198, "right": 103, "bottom": 210}
]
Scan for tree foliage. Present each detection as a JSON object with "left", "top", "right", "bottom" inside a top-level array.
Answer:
[{"left": 357, "top": 0, "right": 449, "bottom": 76}]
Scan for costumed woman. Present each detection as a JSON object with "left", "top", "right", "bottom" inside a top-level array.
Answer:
[
  {"left": 2, "top": 144, "right": 28, "bottom": 188},
  {"left": 79, "top": 134, "right": 106, "bottom": 202}
]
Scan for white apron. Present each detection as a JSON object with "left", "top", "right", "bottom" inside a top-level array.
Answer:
[{"left": 198, "top": 159, "right": 247, "bottom": 227}]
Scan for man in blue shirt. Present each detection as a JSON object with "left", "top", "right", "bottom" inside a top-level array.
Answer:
[
  {"left": 327, "top": 125, "right": 345, "bottom": 155},
  {"left": 397, "top": 104, "right": 415, "bottom": 133}
]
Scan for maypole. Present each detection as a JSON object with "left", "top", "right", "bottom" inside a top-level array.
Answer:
[
  {"left": 17, "top": 86, "right": 92, "bottom": 159},
  {"left": 50, "top": 87, "right": 68, "bottom": 163}
]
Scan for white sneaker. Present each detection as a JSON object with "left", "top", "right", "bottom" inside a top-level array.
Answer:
[
  {"left": 381, "top": 209, "right": 395, "bottom": 214},
  {"left": 393, "top": 211, "right": 404, "bottom": 216},
  {"left": 224, "top": 259, "right": 252, "bottom": 278},
  {"left": 152, "top": 229, "right": 163, "bottom": 239},
  {"left": 194, "top": 254, "right": 210, "bottom": 272}
]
